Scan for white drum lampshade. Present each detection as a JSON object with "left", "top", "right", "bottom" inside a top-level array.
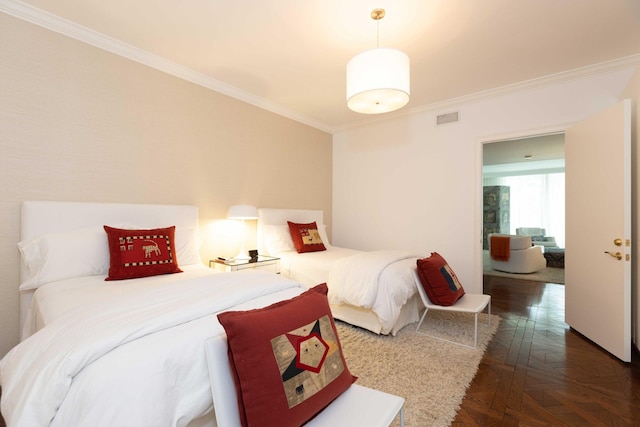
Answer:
[
  {"left": 226, "top": 205, "right": 258, "bottom": 220},
  {"left": 346, "top": 8, "right": 410, "bottom": 114},
  {"left": 346, "top": 47, "right": 410, "bottom": 114}
]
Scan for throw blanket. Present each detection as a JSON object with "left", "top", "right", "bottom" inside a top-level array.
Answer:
[
  {"left": 0, "top": 271, "right": 302, "bottom": 427},
  {"left": 328, "top": 250, "right": 418, "bottom": 331},
  {"left": 490, "top": 235, "right": 511, "bottom": 261}
]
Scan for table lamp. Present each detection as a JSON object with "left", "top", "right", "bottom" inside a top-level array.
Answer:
[{"left": 227, "top": 205, "right": 258, "bottom": 260}]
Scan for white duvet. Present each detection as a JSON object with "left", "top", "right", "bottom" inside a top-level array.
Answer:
[
  {"left": 328, "top": 250, "right": 419, "bottom": 333},
  {"left": 0, "top": 269, "right": 303, "bottom": 427}
]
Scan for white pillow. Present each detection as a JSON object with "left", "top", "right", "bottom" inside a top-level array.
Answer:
[
  {"left": 262, "top": 225, "right": 295, "bottom": 256},
  {"left": 175, "top": 226, "right": 203, "bottom": 266},
  {"left": 18, "top": 227, "right": 110, "bottom": 290},
  {"left": 318, "top": 224, "right": 331, "bottom": 248}
]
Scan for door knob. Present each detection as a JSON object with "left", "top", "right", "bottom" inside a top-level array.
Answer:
[
  {"left": 613, "top": 238, "right": 622, "bottom": 246},
  {"left": 604, "top": 251, "right": 622, "bottom": 260}
]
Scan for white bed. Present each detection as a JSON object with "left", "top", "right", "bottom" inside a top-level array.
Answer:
[
  {"left": 257, "top": 208, "right": 422, "bottom": 336},
  {"left": 1, "top": 201, "right": 306, "bottom": 427}
]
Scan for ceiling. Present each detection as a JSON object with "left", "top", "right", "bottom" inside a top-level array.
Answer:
[
  {"left": 5, "top": 0, "right": 640, "bottom": 133},
  {"left": 483, "top": 134, "right": 565, "bottom": 166},
  {"left": 483, "top": 133, "right": 565, "bottom": 178}
]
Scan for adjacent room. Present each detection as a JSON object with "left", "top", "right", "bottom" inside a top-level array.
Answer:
[
  {"left": 482, "top": 134, "right": 566, "bottom": 283},
  {"left": 1, "top": 1, "right": 640, "bottom": 426}
]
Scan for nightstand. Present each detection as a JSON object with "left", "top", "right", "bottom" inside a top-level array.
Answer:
[{"left": 209, "top": 255, "right": 280, "bottom": 274}]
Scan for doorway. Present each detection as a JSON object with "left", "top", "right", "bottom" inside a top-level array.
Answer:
[{"left": 481, "top": 133, "right": 566, "bottom": 283}]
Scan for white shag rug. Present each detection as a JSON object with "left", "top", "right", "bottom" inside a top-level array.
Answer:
[{"left": 336, "top": 311, "right": 500, "bottom": 427}]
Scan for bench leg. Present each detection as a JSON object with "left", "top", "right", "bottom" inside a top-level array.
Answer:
[
  {"left": 474, "top": 312, "right": 478, "bottom": 349},
  {"left": 415, "top": 307, "right": 429, "bottom": 332}
]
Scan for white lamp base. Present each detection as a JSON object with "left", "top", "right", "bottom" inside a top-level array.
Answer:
[{"left": 234, "top": 245, "right": 250, "bottom": 260}]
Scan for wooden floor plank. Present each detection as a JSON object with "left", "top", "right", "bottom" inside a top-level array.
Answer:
[{"left": 454, "top": 275, "right": 640, "bottom": 426}]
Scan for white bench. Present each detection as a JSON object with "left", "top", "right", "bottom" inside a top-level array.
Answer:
[{"left": 204, "top": 334, "right": 405, "bottom": 426}]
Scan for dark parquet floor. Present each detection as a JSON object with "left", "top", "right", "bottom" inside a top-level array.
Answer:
[
  {"left": 2, "top": 275, "right": 639, "bottom": 426},
  {"left": 453, "top": 275, "right": 640, "bottom": 426}
]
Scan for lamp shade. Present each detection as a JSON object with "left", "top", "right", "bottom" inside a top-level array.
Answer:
[
  {"left": 226, "top": 205, "right": 258, "bottom": 220},
  {"left": 347, "top": 47, "right": 410, "bottom": 114}
]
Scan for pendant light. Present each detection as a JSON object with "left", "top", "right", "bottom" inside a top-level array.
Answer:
[{"left": 346, "top": 8, "right": 410, "bottom": 114}]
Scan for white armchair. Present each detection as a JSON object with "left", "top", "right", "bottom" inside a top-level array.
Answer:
[
  {"left": 489, "top": 234, "right": 547, "bottom": 274},
  {"left": 515, "top": 227, "right": 557, "bottom": 248}
]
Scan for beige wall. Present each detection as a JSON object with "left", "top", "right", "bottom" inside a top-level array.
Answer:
[{"left": 0, "top": 14, "right": 332, "bottom": 357}]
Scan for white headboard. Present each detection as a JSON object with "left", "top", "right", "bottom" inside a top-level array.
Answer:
[
  {"left": 20, "top": 201, "right": 199, "bottom": 243},
  {"left": 19, "top": 201, "right": 200, "bottom": 333},
  {"left": 257, "top": 208, "right": 324, "bottom": 255}
]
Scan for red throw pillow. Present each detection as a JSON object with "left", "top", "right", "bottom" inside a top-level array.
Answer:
[
  {"left": 218, "top": 284, "right": 356, "bottom": 427},
  {"left": 416, "top": 252, "right": 465, "bottom": 306},
  {"left": 103, "top": 225, "right": 182, "bottom": 281},
  {"left": 287, "top": 221, "right": 326, "bottom": 253}
]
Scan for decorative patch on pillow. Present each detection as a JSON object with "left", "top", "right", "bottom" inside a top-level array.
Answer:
[
  {"left": 104, "top": 226, "right": 182, "bottom": 280},
  {"left": 531, "top": 235, "right": 545, "bottom": 242},
  {"left": 272, "top": 315, "right": 344, "bottom": 409},
  {"left": 218, "top": 284, "right": 355, "bottom": 427},
  {"left": 287, "top": 221, "right": 326, "bottom": 253},
  {"left": 440, "top": 263, "right": 464, "bottom": 292},
  {"left": 416, "top": 252, "right": 465, "bottom": 306}
]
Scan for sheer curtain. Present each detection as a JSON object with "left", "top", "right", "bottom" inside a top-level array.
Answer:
[{"left": 488, "top": 173, "right": 565, "bottom": 248}]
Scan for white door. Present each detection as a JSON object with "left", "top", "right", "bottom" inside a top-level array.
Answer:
[{"left": 565, "top": 99, "right": 631, "bottom": 362}]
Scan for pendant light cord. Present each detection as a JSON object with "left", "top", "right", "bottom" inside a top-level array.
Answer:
[{"left": 371, "top": 8, "right": 385, "bottom": 49}]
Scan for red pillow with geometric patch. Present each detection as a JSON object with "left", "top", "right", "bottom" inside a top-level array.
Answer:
[
  {"left": 287, "top": 221, "right": 326, "bottom": 253},
  {"left": 218, "top": 284, "right": 356, "bottom": 427},
  {"left": 103, "top": 225, "right": 182, "bottom": 281},
  {"left": 416, "top": 252, "right": 465, "bottom": 306}
]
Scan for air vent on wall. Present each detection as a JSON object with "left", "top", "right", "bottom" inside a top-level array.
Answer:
[{"left": 436, "top": 111, "right": 459, "bottom": 125}]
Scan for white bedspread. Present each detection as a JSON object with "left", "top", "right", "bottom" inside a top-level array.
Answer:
[
  {"left": 328, "top": 250, "right": 418, "bottom": 333},
  {"left": 22, "top": 264, "right": 215, "bottom": 339},
  {"left": 0, "top": 270, "right": 303, "bottom": 427},
  {"left": 278, "top": 247, "right": 360, "bottom": 288}
]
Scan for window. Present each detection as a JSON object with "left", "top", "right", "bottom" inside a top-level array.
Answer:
[{"left": 490, "top": 174, "right": 565, "bottom": 247}]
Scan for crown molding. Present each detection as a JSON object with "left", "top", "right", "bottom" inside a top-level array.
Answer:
[
  {"left": 335, "top": 53, "right": 640, "bottom": 132},
  {"left": 2, "top": 0, "right": 638, "bottom": 135},
  {"left": 0, "top": 0, "right": 333, "bottom": 133},
  {"left": 422, "top": 54, "right": 640, "bottom": 114}
]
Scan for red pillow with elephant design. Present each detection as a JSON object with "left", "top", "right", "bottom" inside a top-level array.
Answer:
[{"left": 103, "top": 225, "right": 182, "bottom": 280}]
